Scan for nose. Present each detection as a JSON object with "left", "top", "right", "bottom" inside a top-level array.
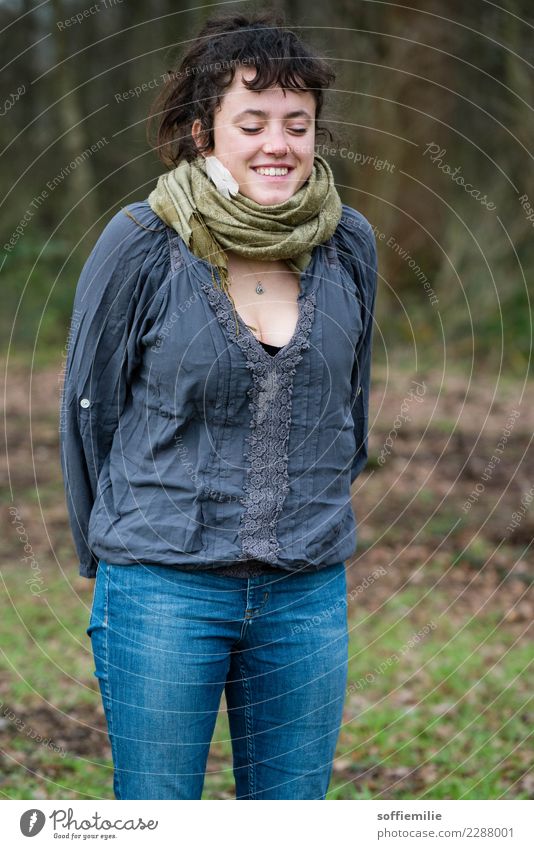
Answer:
[{"left": 262, "top": 125, "right": 290, "bottom": 157}]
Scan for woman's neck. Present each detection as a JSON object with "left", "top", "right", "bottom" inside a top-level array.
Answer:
[{"left": 225, "top": 250, "right": 293, "bottom": 275}]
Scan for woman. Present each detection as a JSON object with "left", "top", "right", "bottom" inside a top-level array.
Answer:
[{"left": 60, "top": 12, "right": 378, "bottom": 800}]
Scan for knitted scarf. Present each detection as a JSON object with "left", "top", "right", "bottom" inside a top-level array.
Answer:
[{"left": 146, "top": 153, "right": 342, "bottom": 333}]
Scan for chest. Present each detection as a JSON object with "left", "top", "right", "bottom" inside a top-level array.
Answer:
[
  {"left": 140, "top": 236, "right": 363, "bottom": 418},
  {"left": 224, "top": 261, "right": 301, "bottom": 347}
]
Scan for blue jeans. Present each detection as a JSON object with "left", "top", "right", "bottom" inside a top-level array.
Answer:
[{"left": 87, "top": 559, "right": 349, "bottom": 800}]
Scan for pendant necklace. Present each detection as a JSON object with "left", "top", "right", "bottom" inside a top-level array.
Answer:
[
  {"left": 231, "top": 258, "right": 266, "bottom": 294},
  {"left": 230, "top": 258, "right": 295, "bottom": 295}
]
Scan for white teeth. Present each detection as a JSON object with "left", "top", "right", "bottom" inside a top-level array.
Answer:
[{"left": 254, "top": 167, "right": 289, "bottom": 176}]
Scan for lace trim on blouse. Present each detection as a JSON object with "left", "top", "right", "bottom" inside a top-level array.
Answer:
[
  {"left": 198, "top": 277, "right": 317, "bottom": 563},
  {"left": 166, "top": 227, "right": 325, "bottom": 566}
]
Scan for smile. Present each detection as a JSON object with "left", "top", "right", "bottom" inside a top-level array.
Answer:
[{"left": 252, "top": 166, "right": 292, "bottom": 177}]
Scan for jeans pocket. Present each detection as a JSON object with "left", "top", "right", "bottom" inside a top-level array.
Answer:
[
  {"left": 87, "top": 561, "right": 111, "bottom": 690},
  {"left": 86, "top": 559, "right": 108, "bottom": 639}
]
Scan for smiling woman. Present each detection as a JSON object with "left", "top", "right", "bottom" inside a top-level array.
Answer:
[
  {"left": 60, "top": 9, "right": 378, "bottom": 802},
  {"left": 191, "top": 82, "right": 317, "bottom": 206},
  {"left": 145, "top": 24, "right": 342, "bottom": 347},
  {"left": 146, "top": 13, "right": 335, "bottom": 168},
  {"left": 187, "top": 63, "right": 321, "bottom": 345}
]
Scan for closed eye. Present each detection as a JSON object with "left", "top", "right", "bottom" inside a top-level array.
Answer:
[{"left": 240, "top": 127, "right": 308, "bottom": 134}]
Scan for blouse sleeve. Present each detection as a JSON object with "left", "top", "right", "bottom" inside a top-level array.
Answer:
[
  {"left": 333, "top": 205, "right": 378, "bottom": 485},
  {"left": 59, "top": 205, "right": 167, "bottom": 577}
]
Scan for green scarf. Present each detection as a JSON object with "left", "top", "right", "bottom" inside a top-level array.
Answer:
[
  {"left": 146, "top": 153, "right": 342, "bottom": 336},
  {"left": 148, "top": 152, "right": 341, "bottom": 273}
]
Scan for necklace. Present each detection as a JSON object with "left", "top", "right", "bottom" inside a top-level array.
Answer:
[
  {"left": 227, "top": 256, "right": 267, "bottom": 295},
  {"left": 243, "top": 261, "right": 266, "bottom": 295}
]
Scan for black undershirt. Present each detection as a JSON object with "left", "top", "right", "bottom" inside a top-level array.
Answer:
[{"left": 259, "top": 340, "right": 282, "bottom": 356}]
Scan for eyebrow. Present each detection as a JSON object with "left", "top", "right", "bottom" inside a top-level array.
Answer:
[{"left": 232, "top": 108, "right": 313, "bottom": 121}]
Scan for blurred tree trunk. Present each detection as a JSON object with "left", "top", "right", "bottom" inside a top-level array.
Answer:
[
  {"left": 49, "top": 0, "right": 98, "bottom": 242},
  {"left": 18, "top": 0, "right": 39, "bottom": 161},
  {"left": 503, "top": 0, "right": 534, "bottom": 206}
]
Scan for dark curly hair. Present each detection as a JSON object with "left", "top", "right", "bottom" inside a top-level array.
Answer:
[{"left": 146, "top": 11, "right": 337, "bottom": 168}]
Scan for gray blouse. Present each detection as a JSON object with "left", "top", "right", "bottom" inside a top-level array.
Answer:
[{"left": 59, "top": 200, "right": 378, "bottom": 579}]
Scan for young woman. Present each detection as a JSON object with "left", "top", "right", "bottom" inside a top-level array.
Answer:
[{"left": 60, "top": 12, "right": 378, "bottom": 800}]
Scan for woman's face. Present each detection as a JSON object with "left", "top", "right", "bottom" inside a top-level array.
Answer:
[{"left": 192, "top": 65, "right": 316, "bottom": 205}]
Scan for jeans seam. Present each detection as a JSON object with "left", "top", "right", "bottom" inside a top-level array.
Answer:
[
  {"left": 100, "top": 564, "right": 123, "bottom": 800},
  {"left": 237, "top": 652, "right": 256, "bottom": 799}
]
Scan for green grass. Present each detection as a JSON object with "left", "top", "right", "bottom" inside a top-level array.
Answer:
[
  {"left": 330, "top": 591, "right": 532, "bottom": 799},
  {"left": 0, "top": 564, "right": 530, "bottom": 800}
]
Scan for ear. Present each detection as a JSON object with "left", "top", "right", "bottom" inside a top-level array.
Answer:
[{"left": 191, "top": 118, "right": 208, "bottom": 156}]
